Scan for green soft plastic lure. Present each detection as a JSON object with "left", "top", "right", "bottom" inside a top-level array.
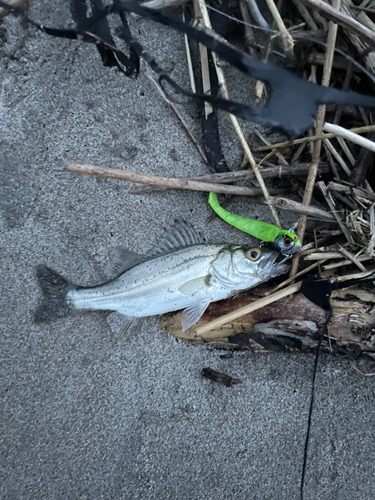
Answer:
[{"left": 208, "top": 192, "right": 301, "bottom": 255}]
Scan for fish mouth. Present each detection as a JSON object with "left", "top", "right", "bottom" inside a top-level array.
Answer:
[
  {"left": 263, "top": 249, "right": 292, "bottom": 274},
  {"left": 273, "top": 251, "right": 289, "bottom": 266}
]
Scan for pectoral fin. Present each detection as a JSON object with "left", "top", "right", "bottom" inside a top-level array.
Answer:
[
  {"left": 106, "top": 311, "right": 134, "bottom": 335},
  {"left": 178, "top": 276, "right": 209, "bottom": 296},
  {"left": 181, "top": 301, "right": 210, "bottom": 331}
]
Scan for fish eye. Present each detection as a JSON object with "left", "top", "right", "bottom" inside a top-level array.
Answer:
[{"left": 246, "top": 248, "right": 261, "bottom": 261}]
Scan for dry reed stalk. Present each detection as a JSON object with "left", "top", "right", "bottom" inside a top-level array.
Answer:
[
  {"left": 323, "top": 122, "right": 375, "bottom": 153},
  {"left": 130, "top": 162, "right": 330, "bottom": 195},
  {"left": 318, "top": 180, "right": 355, "bottom": 246},
  {"left": 291, "top": 0, "right": 318, "bottom": 30},
  {"left": 290, "top": 0, "right": 341, "bottom": 277},
  {"left": 336, "top": 244, "right": 367, "bottom": 271},
  {"left": 264, "top": 0, "right": 294, "bottom": 52},
  {"left": 182, "top": 9, "right": 197, "bottom": 94},
  {"left": 304, "top": 252, "right": 347, "bottom": 260},
  {"left": 322, "top": 254, "right": 373, "bottom": 270},
  {"left": 299, "top": 0, "right": 375, "bottom": 45},
  {"left": 330, "top": 269, "right": 375, "bottom": 282},
  {"left": 327, "top": 182, "right": 375, "bottom": 203},
  {"left": 193, "top": 282, "right": 302, "bottom": 336},
  {"left": 267, "top": 261, "right": 324, "bottom": 294},
  {"left": 252, "top": 125, "right": 375, "bottom": 153},
  {"left": 64, "top": 161, "right": 273, "bottom": 196},
  {"left": 253, "top": 130, "right": 288, "bottom": 165},
  {"left": 64, "top": 161, "right": 336, "bottom": 220},
  {"left": 323, "top": 138, "right": 351, "bottom": 175}
]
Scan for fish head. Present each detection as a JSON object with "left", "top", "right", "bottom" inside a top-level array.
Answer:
[{"left": 230, "top": 244, "right": 291, "bottom": 283}]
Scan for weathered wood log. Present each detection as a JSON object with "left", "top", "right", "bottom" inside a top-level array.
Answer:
[{"left": 159, "top": 282, "right": 375, "bottom": 357}]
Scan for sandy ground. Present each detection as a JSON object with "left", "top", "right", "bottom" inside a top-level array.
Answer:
[{"left": 1, "top": 2, "right": 375, "bottom": 499}]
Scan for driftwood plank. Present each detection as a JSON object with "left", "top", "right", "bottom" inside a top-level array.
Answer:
[{"left": 159, "top": 282, "right": 375, "bottom": 356}]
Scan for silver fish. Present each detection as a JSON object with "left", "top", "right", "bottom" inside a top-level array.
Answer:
[{"left": 35, "top": 221, "right": 290, "bottom": 332}]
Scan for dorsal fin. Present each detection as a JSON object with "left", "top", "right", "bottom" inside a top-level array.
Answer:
[
  {"left": 146, "top": 220, "right": 204, "bottom": 259},
  {"left": 104, "top": 246, "right": 144, "bottom": 279}
]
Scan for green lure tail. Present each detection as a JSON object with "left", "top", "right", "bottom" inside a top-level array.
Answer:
[{"left": 208, "top": 192, "right": 301, "bottom": 255}]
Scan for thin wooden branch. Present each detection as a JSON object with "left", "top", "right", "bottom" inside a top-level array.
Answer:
[
  {"left": 327, "top": 181, "right": 375, "bottom": 203},
  {"left": 245, "top": 0, "right": 269, "bottom": 29},
  {"left": 299, "top": 0, "right": 375, "bottom": 45},
  {"left": 331, "top": 191, "right": 357, "bottom": 211},
  {"left": 307, "top": 52, "right": 356, "bottom": 71},
  {"left": 322, "top": 254, "right": 373, "bottom": 270},
  {"left": 64, "top": 161, "right": 272, "bottom": 196},
  {"left": 337, "top": 244, "right": 367, "bottom": 271},
  {"left": 267, "top": 261, "right": 324, "bottom": 294},
  {"left": 265, "top": 197, "right": 336, "bottom": 221},
  {"left": 129, "top": 162, "right": 330, "bottom": 195},
  {"left": 264, "top": 0, "right": 294, "bottom": 52},
  {"left": 349, "top": 132, "right": 375, "bottom": 186},
  {"left": 318, "top": 180, "right": 355, "bottom": 246},
  {"left": 290, "top": 0, "right": 340, "bottom": 277},
  {"left": 255, "top": 27, "right": 274, "bottom": 102},
  {"left": 239, "top": 0, "right": 255, "bottom": 54},
  {"left": 64, "top": 161, "right": 335, "bottom": 220},
  {"left": 323, "top": 138, "right": 351, "bottom": 176},
  {"left": 193, "top": 282, "right": 302, "bottom": 336},
  {"left": 252, "top": 125, "right": 375, "bottom": 153}
]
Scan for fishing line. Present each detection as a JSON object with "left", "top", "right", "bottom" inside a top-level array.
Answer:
[
  {"left": 299, "top": 307, "right": 332, "bottom": 500},
  {"left": 203, "top": 1, "right": 279, "bottom": 34},
  {"left": 299, "top": 271, "right": 375, "bottom": 498}
]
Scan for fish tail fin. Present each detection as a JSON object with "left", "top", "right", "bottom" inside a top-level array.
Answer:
[{"left": 34, "top": 265, "right": 74, "bottom": 323}]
